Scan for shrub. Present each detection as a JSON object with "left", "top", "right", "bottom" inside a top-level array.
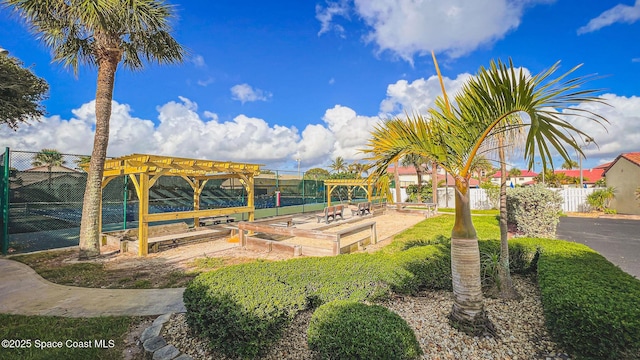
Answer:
[
  {"left": 586, "top": 187, "right": 616, "bottom": 211},
  {"left": 506, "top": 184, "right": 563, "bottom": 238},
  {"left": 183, "top": 249, "right": 449, "bottom": 357},
  {"left": 307, "top": 300, "right": 422, "bottom": 360},
  {"left": 513, "top": 238, "right": 640, "bottom": 359}
]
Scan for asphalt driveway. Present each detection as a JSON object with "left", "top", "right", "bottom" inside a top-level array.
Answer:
[{"left": 556, "top": 217, "right": 640, "bottom": 279}]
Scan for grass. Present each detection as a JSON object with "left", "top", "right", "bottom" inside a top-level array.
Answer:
[
  {"left": 383, "top": 214, "right": 500, "bottom": 253},
  {"left": 11, "top": 250, "right": 196, "bottom": 289},
  {"left": 0, "top": 314, "right": 143, "bottom": 360},
  {"left": 437, "top": 208, "right": 499, "bottom": 215}
]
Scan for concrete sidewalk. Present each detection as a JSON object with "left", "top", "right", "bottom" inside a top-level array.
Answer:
[{"left": 0, "top": 258, "right": 185, "bottom": 317}]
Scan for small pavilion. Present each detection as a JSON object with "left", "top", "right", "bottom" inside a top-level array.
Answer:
[
  {"left": 97, "top": 154, "right": 262, "bottom": 256},
  {"left": 324, "top": 177, "right": 391, "bottom": 206}
]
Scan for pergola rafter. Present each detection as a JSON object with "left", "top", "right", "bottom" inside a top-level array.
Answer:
[
  {"left": 324, "top": 177, "right": 391, "bottom": 206},
  {"left": 90, "top": 154, "right": 262, "bottom": 256}
]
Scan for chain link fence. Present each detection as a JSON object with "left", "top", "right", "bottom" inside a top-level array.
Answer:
[{"left": 0, "top": 149, "right": 378, "bottom": 254}]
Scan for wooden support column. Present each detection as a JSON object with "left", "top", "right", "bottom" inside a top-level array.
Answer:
[
  {"left": 327, "top": 184, "right": 333, "bottom": 206},
  {"left": 193, "top": 179, "right": 201, "bottom": 228},
  {"left": 246, "top": 175, "right": 255, "bottom": 222},
  {"left": 138, "top": 173, "right": 150, "bottom": 256}
]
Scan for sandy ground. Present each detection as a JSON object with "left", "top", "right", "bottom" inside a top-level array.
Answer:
[{"left": 99, "top": 210, "right": 429, "bottom": 272}]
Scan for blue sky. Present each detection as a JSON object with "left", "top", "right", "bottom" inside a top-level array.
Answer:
[{"left": 1, "top": 0, "right": 639, "bottom": 171}]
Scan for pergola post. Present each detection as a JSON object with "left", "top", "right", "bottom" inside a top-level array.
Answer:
[
  {"left": 193, "top": 179, "right": 201, "bottom": 228},
  {"left": 138, "top": 173, "right": 149, "bottom": 256}
]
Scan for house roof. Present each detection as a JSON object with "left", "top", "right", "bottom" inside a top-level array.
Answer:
[
  {"left": 622, "top": 152, "right": 640, "bottom": 166},
  {"left": 554, "top": 169, "right": 604, "bottom": 183},
  {"left": 491, "top": 170, "right": 538, "bottom": 178},
  {"left": 593, "top": 161, "right": 612, "bottom": 170},
  {"left": 603, "top": 152, "right": 640, "bottom": 175},
  {"left": 387, "top": 165, "right": 420, "bottom": 176}
]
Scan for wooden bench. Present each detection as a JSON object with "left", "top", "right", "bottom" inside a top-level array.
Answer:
[
  {"left": 315, "top": 205, "right": 344, "bottom": 223},
  {"left": 104, "top": 222, "right": 224, "bottom": 254},
  {"left": 350, "top": 202, "right": 372, "bottom": 216},
  {"left": 199, "top": 215, "right": 235, "bottom": 226}
]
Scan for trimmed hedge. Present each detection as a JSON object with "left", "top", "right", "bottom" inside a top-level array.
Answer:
[
  {"left": 307, "top": 300, "right": 422, "bottom": 360},
  {"left": 520, "top": 238, "right": 640, "bottom": 360},
  {"left": 184, "top": 215, "right": 640, "bottom": 359},
  {"left": 184, "top": 247, "right": 450, "bottom": 358}
]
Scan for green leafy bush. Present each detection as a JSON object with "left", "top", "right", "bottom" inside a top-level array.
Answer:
[
  {"left": 183, "top": 249, "right": 450, "bottom": 357},
  {"left": 586, "top": 187, "right": 616, "bottom": 212},
  {"left": 513, "top": 238, "right": 640, "bottom": 359},
  {"left": 506, "top": 184, "right": 563, "bottom": 238},
  {"left": 307, "top": 300, "right": 422, "bottom": 360}
]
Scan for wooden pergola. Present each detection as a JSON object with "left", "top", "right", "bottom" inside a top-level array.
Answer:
[
  {"left": 324, "top": 178, "right": 390, "bottom": 206},
  {"left": 97, "top": 154, "right": 262, "bottom": 256}
]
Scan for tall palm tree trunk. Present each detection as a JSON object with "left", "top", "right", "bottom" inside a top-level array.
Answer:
[
  {"left": 432, "top": 161, "right": 438, "bottom": 205},
  {"left": 498, "top": 138, "right": 518, "bottom": 298},
  {"left": 78, "top": 54, "right": 118, "bottom": 259},
  {"left": 450, "top": 178, "right": 493, "bottom": 334}
]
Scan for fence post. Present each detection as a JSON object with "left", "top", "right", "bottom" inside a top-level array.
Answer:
[{"left": 1, "top": 147, "right": 9, "bottom": 255}]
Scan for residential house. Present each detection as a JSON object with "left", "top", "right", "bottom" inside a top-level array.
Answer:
[
  {"left": 491, "top": 170, "right": 538, "bottom": 187},
  {"left": 604, "top": 152, "right": 640, "bottom": 215}
]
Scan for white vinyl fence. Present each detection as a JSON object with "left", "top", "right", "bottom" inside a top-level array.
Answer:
[{"left": 431, "top": 187, "right": 595, "bottom": 212}]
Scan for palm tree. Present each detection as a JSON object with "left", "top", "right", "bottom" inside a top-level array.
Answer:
[
  {"left": 561, "top": 159, "right": 579, "bottom": 169},
  {"left": 32, "top": 148, "right": 65, "bottom": 189},
  {"left": 74, "top": 156, "right": 91, "bottom": 172},
  {"left": 401, "top": 154, "right": 427, "bottom": 202},
  {"left": 6, "top": 0, "right": 186, "bottom": 259},
  {"left": 507, "top": 167, "right": 522, "bottom": 178},
  {"left": 329, "top": 156, "right": 347, "bottom": 173},
  {"left": 364, "top": 58, "right": 607, "bottom": 334}
]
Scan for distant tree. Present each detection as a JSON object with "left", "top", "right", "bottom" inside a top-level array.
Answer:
[
  {"left": 507, "top": 167, "right": 522, "bottom": 177},
  {"left": 260, "top": 169, "right": 274, "bottom": 174},
  {"left": 32, "top": 148, "right": 65, "bottom": 189},
  {"left": 401, "top": 154, "right": 428, "bottom": 202},
  {"left": 329, "top": 157, "right": 347, "bottom": 173},
  {"left": 561, "top": 159, "right": 579, "bottom": 169},
  {"left": 304, "top": 168, "right": 330, "bottom": 179},
  {"left": 0, "top": 54, "right": 49, "bottom": 129},
  {"left": 348, "top": 161, "right": 369, "bottom": 177},
  {"left": 74, "top": 156, "right": 91, "bottom": 171}
]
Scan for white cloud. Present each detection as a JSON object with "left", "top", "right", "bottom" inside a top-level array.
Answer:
[
  {"left": 316, "top": 0, "right": 350, "bottom": 36},
  {"left": 578, "top": 0, "right": 640, "bottom": 34},
  {"left": 317, "top": 0, "right": 549, "bottom": 62},
  {"left": 380, "top": 73, "right": 472, "bottom": 114},
  {"left": 2, "top": 80, "right": 637, "bottom": 172},
  {"left": 192, "top": 55, "right": 206, "bottom": 67},
  {"left": 197, "top": 77, "right": 214, "bottom": 87},
  {"left": 561, "top": 94, "right": 640, "bottom": 162},
  {"left": 230, "top": 83, "right": 273, "bottom": 104},
  {"left": 320, "top": 105, "right": 383, "bottom": 160}
]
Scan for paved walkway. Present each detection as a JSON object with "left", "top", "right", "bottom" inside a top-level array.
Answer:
[{"left": 0, "top": 258, "right": 185, "bottom": 317}]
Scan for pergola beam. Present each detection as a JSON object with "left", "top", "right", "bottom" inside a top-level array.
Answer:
[{"left": 92, "top": 153, "right": 262, "bottom": 256}]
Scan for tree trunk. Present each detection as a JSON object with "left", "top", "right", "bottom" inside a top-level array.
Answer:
[
  {"left": 432, "top": 161, "right": 438, "bottom": 205},
  {"left": 78, "top": 55, "right": 118, "bottom": 260},
  {"left": 394, "top": 161, "right": 401, "bottom": 203},
  {"left": 416, "top": 167, "right": 423, "bottom": 202},
  {"left": 450, "top": 177, "right": 494, "bottom": 335},
  {"left": 497, "top": 138, "right": 519, "bottom": 299}
]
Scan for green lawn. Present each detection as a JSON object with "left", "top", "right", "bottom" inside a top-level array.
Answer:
[{"left": 0, "top": 315, "right": 142, "bottom": 360}]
